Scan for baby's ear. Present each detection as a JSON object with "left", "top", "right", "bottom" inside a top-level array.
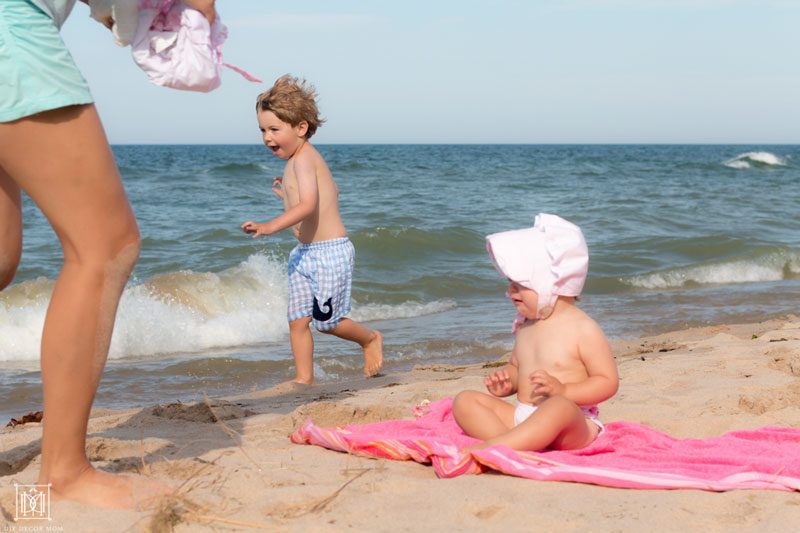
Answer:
[{"left": 296, "top": 121, "right": 309, "bottom": 138}]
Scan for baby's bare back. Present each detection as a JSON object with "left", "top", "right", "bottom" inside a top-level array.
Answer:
[{"left": 283, "top": 144, "right": 347, "bottom": 243}]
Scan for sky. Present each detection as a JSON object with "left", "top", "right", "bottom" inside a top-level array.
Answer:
[{"left": 61, "top": 0, "right": 800, "bottom": 144}]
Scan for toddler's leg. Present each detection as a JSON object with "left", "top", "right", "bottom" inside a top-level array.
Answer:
[
  {"left": 322, "top": 318, "right": 383, "bottom": 377},
  {"left": 478, "top": 395, "right": 596, "bottom": 451},
  {"left": 289, "top": 316, "right": 314, "bottom": 384},
  {"left": 452, "top": 390, "right": 515, "bottom": 440},
  {"left": 0, "top": 170, "right": 22, "bottom": 289}
]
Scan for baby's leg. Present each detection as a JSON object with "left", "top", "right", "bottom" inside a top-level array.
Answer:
[
  {"left": 322, "top": 319, "right": 383, "bottom": 377},
  {"left": 452, "top": 390, "right": 515, "bottom": 440},
  {"left": 289, "top": 316, "right": 314, "bottom": 384},
  {"left": 478, "top": 395, "right": 595, "bottom": 451},
  {"left": 0, "top": 169, "right": 22, "bottom": 289}
]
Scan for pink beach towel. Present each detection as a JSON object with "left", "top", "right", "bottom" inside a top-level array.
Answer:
[{"left": 291, "top": 398, "right": 800, "bottom": 491}]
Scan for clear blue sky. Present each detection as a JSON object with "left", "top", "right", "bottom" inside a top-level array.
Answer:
[{"left": 61, "top": 0, "right": 800, "bottom": 144}]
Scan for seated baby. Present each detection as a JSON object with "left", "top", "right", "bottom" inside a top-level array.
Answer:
[{"left": 453, "top": 213, "right": 619, "bottom": 451}]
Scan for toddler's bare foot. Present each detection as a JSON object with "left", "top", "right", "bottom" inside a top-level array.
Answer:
[
  {"left": 48, "top": 466, "right": 171, "bottom": 510},
  {"left": 363, "top": 330, "right": 383, "bottom": 377}
]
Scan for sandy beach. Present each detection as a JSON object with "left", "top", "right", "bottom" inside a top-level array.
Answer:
[{"left": 2, "top": 315, "right": 799, "bottom": 532}]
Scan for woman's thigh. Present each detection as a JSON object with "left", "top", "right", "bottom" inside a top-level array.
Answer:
[{"left": 0, "top": 104, "right": 138, "bottom": 260}]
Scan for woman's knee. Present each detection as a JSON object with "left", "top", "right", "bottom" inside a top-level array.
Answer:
[
  {"left": 103, "top": 225, "right": 141, "bottom": 272},
  {"left": 111, "top": 234, "right": 141, "bottom": 275},
  {"left": 0, "top": 253, "right": 21, "bottom": 290},
  {"left": 66, "top": 233, "right": 140, "bottom": 289},
  {"left": 74, "top": 221, "right": 141, "bottom": 274}
]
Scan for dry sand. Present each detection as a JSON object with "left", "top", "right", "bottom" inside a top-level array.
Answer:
[{"left": 2, "top": 316, "right": 800, "bottom": 532}]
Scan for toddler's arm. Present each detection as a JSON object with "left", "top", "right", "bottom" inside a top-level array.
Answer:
[{"left": 241, "top": 158, "right": 318, "bottom": 238}]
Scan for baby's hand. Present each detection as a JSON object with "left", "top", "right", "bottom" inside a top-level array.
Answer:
[
  {"left": 484, "top": 369, "right": 514, "bottom": 397},
  {"left": 529, "top": 370, "right": 565, "bottom": 397},
  {"left": 241, "top": 221, "right": 272, "bottom": 238},
  {"left": 272, "top": 176, "right": 285, "bottom": 200}
]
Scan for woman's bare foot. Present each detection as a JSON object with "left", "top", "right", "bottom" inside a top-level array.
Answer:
[
  {"left": 363, "top": 330, "right": 383, "bottom": 377},
  {"left": 47, "top": 466, "right": 172, "bottom": 510}
]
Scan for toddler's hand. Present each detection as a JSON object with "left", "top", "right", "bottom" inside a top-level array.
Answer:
[
  {"left": 529, "top": 370, "right": 565, "bottom": 397},
  {"left": 241, "top": 221, "right": 271, "bottom": 238},
  {"left": 272, "top": 176, "right": 285, "bottom": 200},
  {"left": 484, "top": 369, "right": 514, "bottom": 397}
]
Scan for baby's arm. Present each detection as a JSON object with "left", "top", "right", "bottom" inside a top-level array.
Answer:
[
  {"left": 484, "top": 353, "right": 519, "bottom": 397},
  {"left": 560, "top": 320, "right": 618, "bottom": 405},
  {"left": 241, "top": 157, "right": 318, "bottom": 238}
]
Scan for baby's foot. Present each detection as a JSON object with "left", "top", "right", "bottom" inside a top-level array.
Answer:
[
  {"left": 48, "top": 467, "right": 171, "bottom": 510},
  {"left": 363, "top": 330, "right": 383, "bottom": 377}
]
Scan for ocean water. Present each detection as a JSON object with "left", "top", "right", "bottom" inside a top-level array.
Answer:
[{"left": 2, "top": 145, "right": 799, "bottom": 419}]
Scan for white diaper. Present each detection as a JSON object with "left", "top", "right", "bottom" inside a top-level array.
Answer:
[{"left": 514, "top": 401, "right": 605, "bottom": 433}]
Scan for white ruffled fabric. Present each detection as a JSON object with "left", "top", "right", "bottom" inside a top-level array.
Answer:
[{"left": 90, "top": 0, "right": 260, "bottom": 92}]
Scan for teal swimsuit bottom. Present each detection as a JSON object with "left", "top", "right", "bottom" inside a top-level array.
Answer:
[{"left": 0, "top": 0, "right": 93, "bottom": 122}]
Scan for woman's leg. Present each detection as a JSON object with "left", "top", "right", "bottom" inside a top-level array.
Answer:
[
  {"left": 0, "top": 104, "right": 163, "bottom": 509},
  {"left": 0, "top": 169, "right": 22, "bottom": 289}
]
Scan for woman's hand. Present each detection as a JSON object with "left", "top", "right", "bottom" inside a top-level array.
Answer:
[
  {"left": 84, "top": 0, "right": 138, "bottom": 45},
  {"left": 183, "top": 0, "right": 216, "bottom": 24}
]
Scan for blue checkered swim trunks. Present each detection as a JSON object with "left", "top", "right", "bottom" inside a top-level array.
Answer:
[{"left": 287, "top": 237, "right": 355, "bottom": 331}]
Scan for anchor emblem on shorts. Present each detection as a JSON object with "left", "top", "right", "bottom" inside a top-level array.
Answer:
[{"left": 313, "top": 297, "right": 334, "bottom": 321}]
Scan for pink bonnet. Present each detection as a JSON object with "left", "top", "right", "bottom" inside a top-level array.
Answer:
[{"left": 486, "top": 213, "right": 588, "bottom": 326}]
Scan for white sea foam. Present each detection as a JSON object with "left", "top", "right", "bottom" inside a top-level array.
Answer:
[
  {"left": 723, "top": 151, "right": 787, "bottom": 169},
  {"left": 624, "top": 252, "right": 800, "bottom": 289},
  {"left": 0, "top": 254, "right": 455, "bottom": 362},
  {"left": 349, "top": 299, "right": 456, "bottom": 322}
]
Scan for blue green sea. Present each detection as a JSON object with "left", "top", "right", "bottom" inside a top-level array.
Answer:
[{"left": 1, "top": 144, "right": 798, "bottom": 420}]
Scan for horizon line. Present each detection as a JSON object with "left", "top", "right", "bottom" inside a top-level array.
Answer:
[{"left": 108, "top": 142, "right": 800, "bottom": 146}]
